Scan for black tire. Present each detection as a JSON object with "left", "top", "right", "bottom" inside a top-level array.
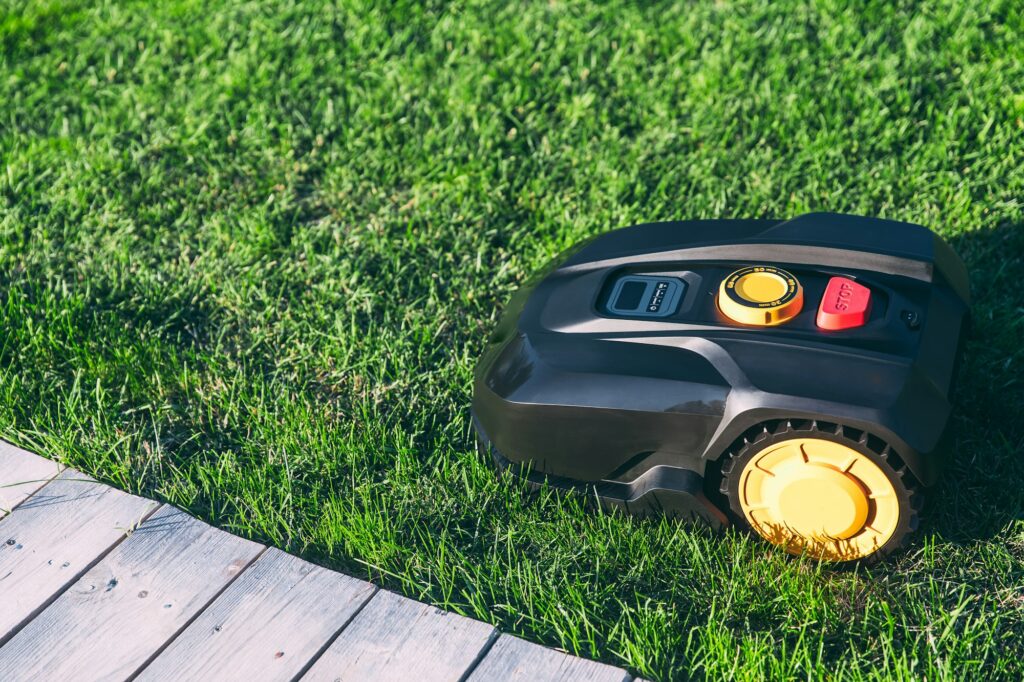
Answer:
[{"left": 719, "top": 419, "right": 923, "bottom": 563}]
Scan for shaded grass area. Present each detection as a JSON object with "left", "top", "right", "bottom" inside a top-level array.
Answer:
[{"left": 2, "top": 0, "right": 1023, "bottom": 678}]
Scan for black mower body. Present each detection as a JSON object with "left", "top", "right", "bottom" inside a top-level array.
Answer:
[{"left": 472, "top": 213, "right": 970, "bottom": 528}]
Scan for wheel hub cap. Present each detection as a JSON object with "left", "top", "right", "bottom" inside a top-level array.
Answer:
[{"left": 737, "top": 437, "right": 900, "bottom": 560}]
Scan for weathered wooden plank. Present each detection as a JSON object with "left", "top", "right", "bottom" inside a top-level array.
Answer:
[
  {"left": 467, "top": 634, "right": 631, "bottom": 682},
  {"left": 301, "top": 589, "right": 497, "bottom": 682},
  {"left": 136, "top": 547, "right": 376, "bottom": 682},
  {"left": 0, "top": 505, "right": 264, "bottom": 682},
  {"left": 0, "top": 439, "right": 63, "bottom": 518},
  {"left": 0, "top": 468, "right": 158, "bottom": 644}
]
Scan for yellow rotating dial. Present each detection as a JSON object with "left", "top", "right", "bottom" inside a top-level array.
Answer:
[{"left": 718, "top": 265, "right": 803, "bottom": 326}]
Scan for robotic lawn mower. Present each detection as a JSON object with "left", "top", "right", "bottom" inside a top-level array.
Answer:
[{"left": 472, "top": 213, "right": 970, "bottom": 562}]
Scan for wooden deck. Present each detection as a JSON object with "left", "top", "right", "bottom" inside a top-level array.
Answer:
[{"left": 0, "top": 440, "right": 636, "bottom": 682}]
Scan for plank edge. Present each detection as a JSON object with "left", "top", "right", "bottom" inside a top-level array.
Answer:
[
  {"left": 456, "top": 625, "right": 502, "bottom": 682},
  {"left": 124, "top": 543, "right": 271, "bottom": 680},
  {"left": 290, "top": 582, "right": 381, "bottom": 680}
]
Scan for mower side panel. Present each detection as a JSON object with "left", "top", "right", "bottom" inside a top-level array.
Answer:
[{"left": 473, "top": 333, "right": 728, "bottom": 482}]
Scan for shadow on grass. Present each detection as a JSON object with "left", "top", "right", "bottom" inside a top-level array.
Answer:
[{"left": 925, "top": 222, "right": 1024, "bottom": 546}]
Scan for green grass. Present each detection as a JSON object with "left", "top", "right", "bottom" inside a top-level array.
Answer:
[{"left": 1, "top": 0, "right": 1023, "bottom": 678}]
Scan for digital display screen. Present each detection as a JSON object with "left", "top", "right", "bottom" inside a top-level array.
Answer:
[
  {"left": 615, "top": 281, "right": 646, "bottom": 310},
  {"left": 606, "top": 275, "right": 686, "bottom": 318}
]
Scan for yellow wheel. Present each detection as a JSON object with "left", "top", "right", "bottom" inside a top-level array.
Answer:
[{"left": 720, "top": 421, "right": 921, "bottom": 562}]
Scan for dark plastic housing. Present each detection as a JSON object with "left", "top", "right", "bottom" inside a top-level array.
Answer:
[{"left": 472, "top": 213, "right": 970, "bottom": 524}]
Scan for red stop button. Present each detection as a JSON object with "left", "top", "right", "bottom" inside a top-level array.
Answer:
[{"left": 817, "top": 277, "right": 872, "bottom": 330}]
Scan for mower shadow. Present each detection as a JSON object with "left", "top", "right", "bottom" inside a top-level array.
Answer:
[{"left": 922, "top": 221, "right": 1024, "bottom": 546}]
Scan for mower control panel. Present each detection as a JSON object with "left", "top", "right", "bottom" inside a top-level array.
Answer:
[{"left": 602, "top": 263, "right": 889, "bottom": 336}]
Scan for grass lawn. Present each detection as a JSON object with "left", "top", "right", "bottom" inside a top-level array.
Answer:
[{"left": 2, "top": 0, "right": 1024, "bottom": 679}]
